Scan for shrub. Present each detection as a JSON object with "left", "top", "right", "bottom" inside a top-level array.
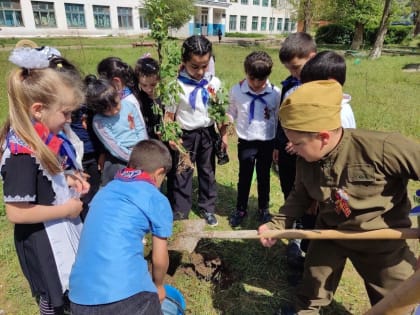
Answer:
[
  {"left": 225, "top": 32, "right": 264, "bottom": 38},
  {"left": 315, "top": 24, "right": 354, "bottom": 45},
  {"left": 364, "top": 25, "right": 412, "bottom": 45}
]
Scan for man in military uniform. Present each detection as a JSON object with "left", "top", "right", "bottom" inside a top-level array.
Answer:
[{"left": 259, "top": 80, "right": 420, "bottom": 314}]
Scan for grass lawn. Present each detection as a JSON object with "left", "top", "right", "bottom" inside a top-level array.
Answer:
[{"left": 0, "top": 37, "right": 419, "bottom": 314}]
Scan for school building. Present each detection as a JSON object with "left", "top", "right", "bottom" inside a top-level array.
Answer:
[{"left": 0, "top": 0, "right": 296, "bottom": 38}]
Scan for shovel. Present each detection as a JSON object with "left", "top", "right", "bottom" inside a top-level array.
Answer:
[{"left": 169, "top": 219, "right": 420, "bottom": 253}]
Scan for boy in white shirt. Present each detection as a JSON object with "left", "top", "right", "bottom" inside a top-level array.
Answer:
[{"left": 225, "top": 51, "right": 281, "bottom": 227}]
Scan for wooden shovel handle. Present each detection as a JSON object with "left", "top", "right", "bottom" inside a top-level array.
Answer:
[
  {"left": 196, "top": 228, "right": 420, "bottom": 240},
  {"left": 364, "top": 268, "right": 420, "bottom": 315},
  {"left": 261, "top": 228, "right": 420, "bottom": 240}
]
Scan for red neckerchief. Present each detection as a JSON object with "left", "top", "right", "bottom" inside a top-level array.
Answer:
[
  {"left": 8, "top": 122, "right": 62, "bottom": 155},
  {"left": 7, "top": 122, "right": 79, "bottom": 170},
  {"left": 114, "top": 167, "right": 156, "bottom": 186}
]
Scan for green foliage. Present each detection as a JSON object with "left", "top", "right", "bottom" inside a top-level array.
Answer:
[
  {"left": 144, "top": 0, "right": 194, "bottom": 30},
  {"left": 353, "top": 24, "right": 413, "bottom": 46},
  {"left": 225, "top": 32, "right": 265, "bottom": 38},
  {"left": 384, "top": 25, "right": 413, "bottom": 44},
  {"left": 207, "top": 84, "right": 229, "bottom": 125},
  {"left": 315, "top": 24, "right": 354, "bottom": 45}
]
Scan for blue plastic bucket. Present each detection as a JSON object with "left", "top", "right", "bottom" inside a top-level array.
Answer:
[{"left": 161, "top": 284, "right": 186, "bottom": 315}]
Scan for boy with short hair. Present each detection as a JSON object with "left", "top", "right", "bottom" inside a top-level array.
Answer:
[
  {"left": 70, "top": 139, "right": 173, "bottom": 315},
  {"left": 225, "top": 51, "right": 281, "bottom": 227},
  {"left": 273, "top": 32, "right": 317, "bottom": 272},
  {"left": 259, "top": 80, "right": 420, "bottom": 315},
  {"left": 300, "top": 50, "right": 356, "bottom": 129}
]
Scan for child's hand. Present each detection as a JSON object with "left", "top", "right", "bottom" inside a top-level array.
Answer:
[
  {"left": 66, "top": 172, "right": 90, "bottom": 195},
  {"left": 168, "top": 139, "right": 182, "bottom": 151},
  {"left": 221, "top": 134, "right": 228, "bottom": 151},
  {"left": 285, "top": 142, "right": 296, "bottom": 155},
  {"left": 156, "top": 284, "right": 166, "bottom": 302},
  {"left": 272, "top": 149, "right": 279, "bottom": 163},
  {"left": 258, "top": 224, "right": 277, "bottom": 248},
  {"left": 65, "top": 198, "right": 83, "bottom": 219}
]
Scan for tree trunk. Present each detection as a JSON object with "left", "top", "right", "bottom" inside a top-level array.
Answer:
[
  {"left": 350, "top": 21, "right": 365, "bottom": 50},
  {"left": 302, "top": 0, "right": 312, "bottom": 33},
  {"left": 414, "top": 11, "right": 420, "bottom": 36},
  {"left": 369, "top": 0, "right": 392, "bottom": 60}
]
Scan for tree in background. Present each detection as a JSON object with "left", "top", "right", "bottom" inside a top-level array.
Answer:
[
  {"left": 412, "top": 0, "right": 420, "bottom": 35},
  {"left": 369, "top": 0, "right": 393, "bottom": 59},
  {"left": 144, "top": 0, "right": 194, "bottom": 171},
  {"left": 144, "top": 0, "right": 195, "bottom": 31}
]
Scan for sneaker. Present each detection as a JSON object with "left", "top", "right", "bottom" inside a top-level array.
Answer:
[
  {"left": 257, "top": 208, "right": 271, "bottom": 223},
  {"left": 203, "top": 212, "right": 218, "bottom": 227},
  {"left": 229, "top": 210, "right": 247, "bottom": 227}
]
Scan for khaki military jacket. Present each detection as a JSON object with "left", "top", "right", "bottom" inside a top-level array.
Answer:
[{"left": 269, "top": 129, "right": 420, "bottom": 231}]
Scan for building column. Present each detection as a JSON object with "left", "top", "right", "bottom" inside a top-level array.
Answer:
[{"left": 208, "top": 7, "right": 214, "bottom": 36}]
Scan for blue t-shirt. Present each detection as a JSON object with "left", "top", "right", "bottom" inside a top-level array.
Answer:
[{"left": 69, "top": 177, "right": 173, "bottom": 305}]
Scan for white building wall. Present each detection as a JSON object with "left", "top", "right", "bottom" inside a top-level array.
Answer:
[
  {"left": 0, "top": 0, "right": 294, "bottom": 38},
  {"left": 0, "top": 0, "right": 146, "bottom": 37}
]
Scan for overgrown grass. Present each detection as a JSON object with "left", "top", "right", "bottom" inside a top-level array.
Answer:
[{"left": 0, "top": 38, "right": 419, "bottom": 314}]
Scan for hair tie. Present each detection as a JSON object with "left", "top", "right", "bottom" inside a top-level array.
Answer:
[{"left": 9, "top": 43, "right": 61, "bottom": 70}]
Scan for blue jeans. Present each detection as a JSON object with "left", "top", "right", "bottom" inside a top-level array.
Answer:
[{"left": 71, "top": 292, "right": 163, "bottom": 315}]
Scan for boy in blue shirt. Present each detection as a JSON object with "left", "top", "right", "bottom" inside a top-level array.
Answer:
[{"left": 70, "top": 139, "right": 173, "bottom": 315}]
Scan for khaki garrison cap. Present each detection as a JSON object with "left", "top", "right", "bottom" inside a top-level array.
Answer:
[{"left": 279, "top": 80, "right": 343, "bottom": 132}]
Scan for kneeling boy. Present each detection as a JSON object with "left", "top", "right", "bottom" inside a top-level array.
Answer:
[{"left": 70, "top": 139, "right": 173, "bottom": 315}]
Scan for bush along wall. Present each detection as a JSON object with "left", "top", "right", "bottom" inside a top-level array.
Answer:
[{"left": 315, "top": 24, "right": 413, "bottom": 47}]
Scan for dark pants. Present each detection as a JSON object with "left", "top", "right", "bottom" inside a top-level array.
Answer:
[
  {"left": 101, "top": 152, "right": 126, "bottom": 187},
  {"left": 295, "top": 239, "right": 418, "bottom": 314},
  {"left": 80, "top": 153, "right": 101, "bottom": 221},
  {"left": 277, "top": 142, "right": 297, "bottom": 200},
  {"left": 71, "top": 292, "right": 162, "bottom": 315},
  {"left": 236, "top": 138, "right": 274, "bottom": 211},
  {"left": 167, "top": 126, "right": 217, "bottom": 219}
]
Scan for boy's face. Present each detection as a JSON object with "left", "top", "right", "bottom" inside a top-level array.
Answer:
[
  {"left": 283, "top": 55, "right": 313, "bottom": 80},
  {"left": 246, "top": 75, "right": 268, "bottom": 93},
  {"left": 182, "top": 53, "right": 211, "bottom": 81},
  {"left": 284, "top": 130, "right": 325, "bottom": 162}
]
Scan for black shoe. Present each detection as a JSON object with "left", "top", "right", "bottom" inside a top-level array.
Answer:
[
  {"left": 203, "top": 212, "right": 218, "bottom": 227},
  {"left": 257, "top": 208, "right": 271, "bottom": 223},
  {"left": 274, "top": 305, "right": 297, "bottom": 315},
  {"left": 286, "top": 241, "right": 305, "bottom": 271},
  {"left": 229, "top": 210, "right": 247, "bottom": 227}
]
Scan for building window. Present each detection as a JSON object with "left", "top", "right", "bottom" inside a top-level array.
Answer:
[
  {"left": 32, "top": 1, "right": 56, "bottom": 28},
  {"left": 284, "top": 17, "right": 289, "bottom": 31},
  {"left": 271, "top": 0, "right": 277, "bottom": 7},
  {"left": 253, "top": 0, "right": 259, "bottom": 5},
  {"left": 0, "top": 0, "right": 23, "bottom": 27},
  {"left": 252, "top": 16, "right": 258, "bottom": 31},
  {"left": 229, "top": 15, "right": 236, "bottom": 31},
  {"left": 65, "top": 3, "right": 85, "bottom": 28},
  {"left": 93, "top": 5, "right": 110, "bottom": 29},
  {"left": 260, "top": 16, "right": 267, "bottom": 31},
  {"left": 117, "top": 7, "right": 133, "bottom": 29},
  {"left": 276, "top": 17, "right": 283, "bottom": 31},
  {"left": 139, "top": 8, "right": 149, "bottom": 29},
  {"left": 291, "top": 20, "right": 296, "bottom": 31},
  {"left": 262, "top": 0, "right": 269, "bottom": 7},
  {"left": 241, "top": 0, "right": 248, "bottom": 4},
  {"left": 269, "top": 17, "right": 275, "bottom": 31},
  {"left": 240, "top": 15, "right": 247, "bottom": 31}
]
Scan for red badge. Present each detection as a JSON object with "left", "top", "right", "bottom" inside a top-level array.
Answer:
[{"left": 334, "top": 188, "right": 351, "bottom": 218}]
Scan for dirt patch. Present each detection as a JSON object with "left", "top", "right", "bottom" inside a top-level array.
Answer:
[{"left": 165, "top": 248, "right": 235, "bottom": 289}]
